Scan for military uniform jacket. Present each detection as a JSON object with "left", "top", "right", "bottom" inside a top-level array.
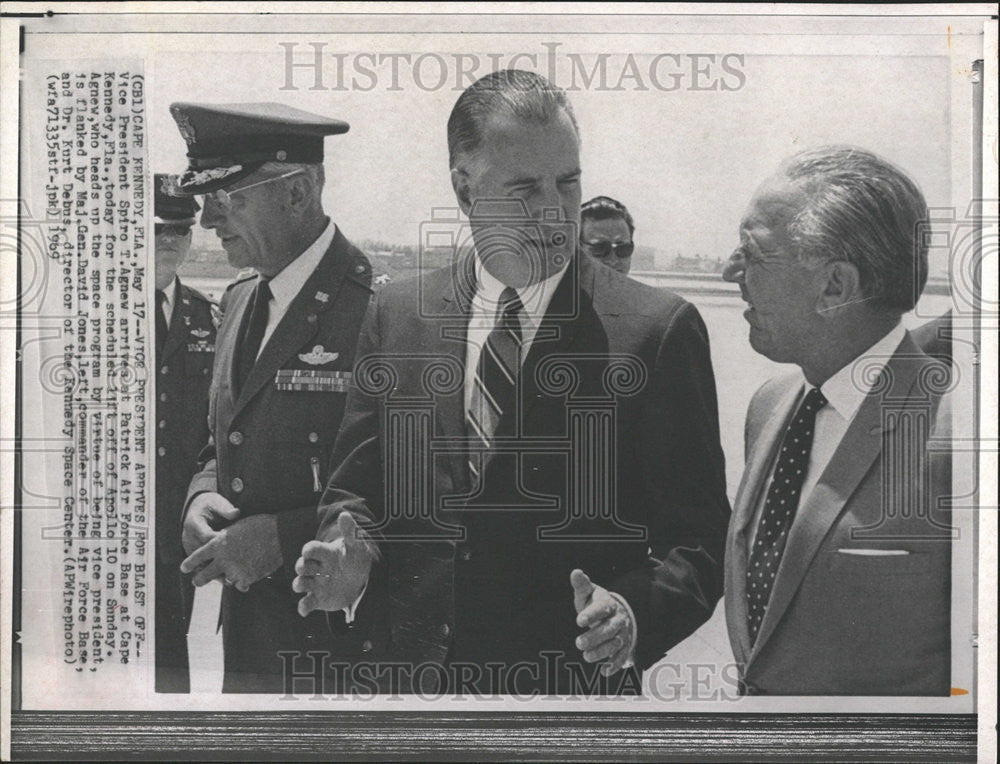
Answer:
[
  {"left": 157, "top": 281, "right": 216, "bottom": 565},
  {"left": 185, "top": 227, "right": 375, "bottom": 692},
  {"left": 316, "top": 252, "right": 731, "bottom": 693}
]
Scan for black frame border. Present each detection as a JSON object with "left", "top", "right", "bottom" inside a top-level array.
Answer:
[{"left": 9, "top": 711, "right": 977, "bottom": 761}]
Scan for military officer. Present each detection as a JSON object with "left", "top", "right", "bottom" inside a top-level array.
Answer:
[
  {"left": 170, "top": 103, "right": 380, "bottom": 693},
  {"left": 153, "top": 175, "right": 217, "bottom": 693}
]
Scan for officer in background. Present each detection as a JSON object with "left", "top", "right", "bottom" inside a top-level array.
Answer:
[
  {"left": 170, "top": 103, "right": 381, "bottom": 693},
  {"left": 579, "top": 196, "right": 636, "bottom": 276},
  {"left": 153, "top": 175, "right": 217, "bottom": 693}
]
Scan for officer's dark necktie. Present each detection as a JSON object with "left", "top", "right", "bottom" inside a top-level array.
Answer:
[
  {"left": 466, "top": 286, "right": 524, "bottom": 481},
  {"left": 747, "top": 386, "right": 828, "bottom": 645},
  {"left": 155, "top": 289, "right": 168, "bottom": 362},
  {"left": 234, "top": 278, "right": 271, "bottom": 396}
]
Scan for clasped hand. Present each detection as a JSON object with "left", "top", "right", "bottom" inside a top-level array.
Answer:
[{"left": 180, "top": 492, "right": 282, "bottom": 592}]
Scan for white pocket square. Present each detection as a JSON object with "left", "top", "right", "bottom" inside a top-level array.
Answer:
[{"left": 837, "top": 548, "right": 910, "bottom": 556}]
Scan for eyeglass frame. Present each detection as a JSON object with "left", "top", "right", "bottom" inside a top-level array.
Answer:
[
  {"left": 579, "top": 239, "right": 635, "bottom": 259},
  {"left": 154, "top": 223, "right": 194, "bottom": 237},
  {"left": 199, "top": 167, "right": 307, "bottom": 211}
]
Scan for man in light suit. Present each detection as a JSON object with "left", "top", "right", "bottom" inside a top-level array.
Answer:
[
  {"left": 722, "top": 146, "right": 953, "bottom": 695},
  {"left": 291, "top": 70, "right": 730, "bottom": 695},
  {"left": 169, "top": 103, "right": 383, "bottom": 692}
]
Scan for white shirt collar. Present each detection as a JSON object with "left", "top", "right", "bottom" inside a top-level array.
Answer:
[
  {"left": 817, "top": 323, "right": 907, "bottom": 423},
  {"left": 159, "top": 277, "right": 179, "bottom": 324},
  {"left": 266, "top": 218, "right": 337, "bottom": 311},
  {"left": 472, "top": 252, "right": 568, "bottom": 325}
]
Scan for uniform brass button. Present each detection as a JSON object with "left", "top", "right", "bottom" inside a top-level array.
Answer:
[
  {"left": 202, "top": 368, "right": 209, "bottom": 375},
  {"left": 361, "top": 640, "right": 373, "bottom": 652},
  {"left": 229, "top": 431, "right": 244, "bottom": 446},
  {"left": 160, "top": 366, "right": 169, "bottom": 375},
  {"left": 159, "top": 392, "right": 167, "bottom": 402},
  {"left": 231, "top": 477, "right": 244, "bottom": 493},
  {"left": 157, "top": 446, "right": 166, "bottom": 457},
  {"left": 158, "top": 420, "right": 166, "bottom": 429},
  {"left": 355, "top": 264, "right": 366, "bottom": 274},
  {"left": 440, "top": 623, "right": 450, "bottom": 638},
  {"left": 308, "top": 432, "right": 319, "bottom": 443},
  {"left": 307, "top": 314, "right": 317, "bottom": 324},
  {"left": 459, "top": 549, "right": 472, "bottom": 562}
]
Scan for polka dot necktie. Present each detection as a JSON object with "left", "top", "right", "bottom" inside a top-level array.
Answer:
[{"left": 747, "top": 386, "right": 828, "bottom": 645}]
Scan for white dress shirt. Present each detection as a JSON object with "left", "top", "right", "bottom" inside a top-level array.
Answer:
[
  {"left": 463, "top": 255, "right": 568, "bottom": 415},
  {"left": 255, "top": 218, "right": 337, "bottom": 360},
  {"left": 747, "top": 324, "right": 907, "bottom": 549},
  {"left": 160, "top": 277, "right": 179, "bottom": 328}
]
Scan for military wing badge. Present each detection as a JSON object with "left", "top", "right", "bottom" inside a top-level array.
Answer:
[{"left": 299, "top": 345, "right": 339, "bottom": 365}]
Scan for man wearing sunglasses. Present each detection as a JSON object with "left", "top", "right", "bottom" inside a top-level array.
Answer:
[
  {"left": 579, "top": 196, "right": 636, "bottom": 276},
  {"left": 169, "top": 102, "right": 381, "bottom": 693},
  {"left": 153, "top": 175, "right": 217, "bottom": 693}
]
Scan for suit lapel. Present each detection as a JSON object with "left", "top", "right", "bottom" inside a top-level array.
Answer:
[
  {"left": 510, "top": 254, "right": 590, "bottom": 433},
  {"left": 749, "top": 339, "right": 921, "bottom": 659},
  {"left": 436, "top": 252, "right": 477, "bottom": 491},
  {"left": 231, "top": 232, "right": 350, "bottom": 416},
  {"left": 726, "top": 377, "right": 802, "bottom": 665}
]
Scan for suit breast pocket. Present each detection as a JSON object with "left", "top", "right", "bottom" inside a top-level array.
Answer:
[{"left": 821, "top": 548, "right": 934, "bottom": 589}]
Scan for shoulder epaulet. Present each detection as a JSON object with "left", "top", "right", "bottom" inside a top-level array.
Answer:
[{"left": 345, "top": 255, "right": 374, "bottom": 292}]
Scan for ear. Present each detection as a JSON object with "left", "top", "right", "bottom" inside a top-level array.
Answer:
[
  {"left": 816, "top": 260, "right": 862, "bottom": 315},
  {"left": 286, "top": 172, "right": 312, "bottom": 214},
  {"left": 450, "top": 168, "right": 473, "bottom": 216}
]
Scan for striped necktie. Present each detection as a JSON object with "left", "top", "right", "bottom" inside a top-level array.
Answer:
[{"left": 466, "top": 286, "right": 524, "bottom": 482}]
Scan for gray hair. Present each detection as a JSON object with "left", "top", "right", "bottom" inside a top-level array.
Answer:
[
  {"left": 780, "top": 146, "right": 929, "bottom": 312},
  {"left": 447, "top": 69, "right": 579, "bottom": 170}
]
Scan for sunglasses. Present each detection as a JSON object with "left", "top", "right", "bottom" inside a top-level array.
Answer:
[
  {"left": 155, "top": 223, "right": 192, "bottom": 237},
  {"left": 199, "top": 168, "right": 306, "bottom": 211},
  {"left": 581, "top": 240, "right": 634, "bottom": 259}
]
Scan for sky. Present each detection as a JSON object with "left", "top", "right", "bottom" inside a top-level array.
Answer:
[{"left": 28, "top": 20, "right": 978, "bottom": 274}]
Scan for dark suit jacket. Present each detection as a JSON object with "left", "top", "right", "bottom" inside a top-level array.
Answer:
[
  {"left": 185, "top": 227, "right": 379, "bottom": 692},
  {"left": 316, "top": 252, "right": 731, "bottom": 693},
  {"left": 157, "top": 281, "right": 216, "bottom": 565},
  {"left": 912, "top": 310, "right": 953, "bottom": 366},
  {"left": 155, "top": 280, "right": 216, "bottom": 692},
  {"left": 724, "top": 333, "right": 952, "bottom": 695}
]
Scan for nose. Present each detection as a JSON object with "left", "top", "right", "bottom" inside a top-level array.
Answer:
[
  {"left": 722, "top": 250, "right": 745, "bottom": 283},
  {"left": 529, "top": 182, "right": 568, "bottom": 222},
  {"left": 199, "top": 197, "right": 224, "bottom": 230}
]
